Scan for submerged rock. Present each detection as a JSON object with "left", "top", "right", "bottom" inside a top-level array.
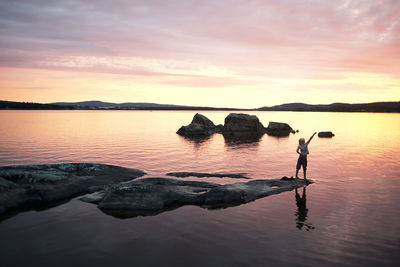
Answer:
[
  {"left": 265, "top": 121, "right": 294, "bottom": 137},
  {"left": 81, "top": 176, "right": 312, "bottom": 217},
  {"left": 0, "top": 163, "right": 145, "bottom": 215},
  {"left": 177, "top": 113, "right": 218, "bottom": 137},
  {"left": 222, "top": 113, "right": 265, "bottom": 138},
  {"left": 166, "top": 172, "right": 250, "bottom": 179},
  {"left": 318, "top": 131, "right": 335, "bottom": 138}
]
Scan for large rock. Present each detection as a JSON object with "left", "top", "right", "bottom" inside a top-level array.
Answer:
[
  {"left": 318, "top": 131, "right": 335, "bottom": 138},
  {"left": 82, "top": 176, "right": 312, "bottom": 217},
  {"left": 97, "top": 178, "right": 218, "bottom": 212},
  {"left": 0, "top": 163, "right": 145, "bottom": 215},
  {"left": 222, "top": 113, "right": 265, "bottom": 138},
  {"left": 177, "top": 113, "right": 218, "bottom": 137},
  {"left": 265, "top": 121, "right": 294, "bottom": 136}
]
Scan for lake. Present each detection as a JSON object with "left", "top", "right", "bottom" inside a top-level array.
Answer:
[{"left": 0, "top": 110, "right": 399, "bottom": 267}]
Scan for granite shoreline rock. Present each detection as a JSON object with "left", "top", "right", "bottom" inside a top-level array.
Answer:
[
  {"left": 0, "top": 163, "right": 313, "bottom": 220},
  {"left": 0, "top": 163, "right": 146, "bottom": 215},
  {"left": 81, "top": 176, "right": 313, "bottom": 216}
]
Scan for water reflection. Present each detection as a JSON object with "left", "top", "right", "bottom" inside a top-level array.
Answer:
[
  {"left": 178, "top": 135, "right": 214, "bottom": 151},
  {"left": 0, "top": 198, "right": 71, "bottom": 224},
  {"left": 295, "top": 187, "right": 315, "bottom": 231},
  {"left": 223, "top": 134, "right": 262, "bottom": 146},
  {"left": 179, "top": 134, "right": 212, "bottom": 144}
]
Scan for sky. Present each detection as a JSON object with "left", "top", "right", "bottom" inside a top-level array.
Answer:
[{"left": 0, "top": 0, "right": 399, "bottom": 108}]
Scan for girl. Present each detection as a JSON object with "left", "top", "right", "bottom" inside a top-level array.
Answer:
[{"left": 296, "top": 132, "right": 317, "bottom": 180}]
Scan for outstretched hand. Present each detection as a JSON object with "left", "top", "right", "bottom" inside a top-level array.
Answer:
[{"left": 308, "top": 132, "right": 317, "bottom": 143}]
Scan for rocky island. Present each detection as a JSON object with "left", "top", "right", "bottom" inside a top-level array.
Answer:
[
  {"left": 177, "top": 113, "right": 296, "bottom": 139},
  {"left": 0, "top": 163, "right": 312, "bottom": 219}
]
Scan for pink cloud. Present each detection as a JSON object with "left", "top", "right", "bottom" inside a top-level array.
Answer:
[{"left": 1, "top": 0, "right": 399, "bottom": 84}]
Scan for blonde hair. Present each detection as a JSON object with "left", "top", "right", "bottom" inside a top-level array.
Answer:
[{"left": 299, "top": 138, "right": 305, "bottom": 145}]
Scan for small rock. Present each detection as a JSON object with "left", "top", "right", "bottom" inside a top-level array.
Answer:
[{"left": 318, "top": 131, "right": 335, "bottom": 137}]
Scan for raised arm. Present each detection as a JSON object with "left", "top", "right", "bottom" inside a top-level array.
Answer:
[{"left": 307, "top": 132, "right": 317, "bottom": 144}]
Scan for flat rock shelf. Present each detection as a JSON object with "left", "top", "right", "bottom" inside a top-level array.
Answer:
[
  {"left": 0, "top": 163, "right": 146, "bottom": 216},
  {"left": 0, "top": 163, "right": 313, "bottom": 220}
]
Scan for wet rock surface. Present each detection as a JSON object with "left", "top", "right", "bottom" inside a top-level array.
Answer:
[
  {"left": 81, "top": 176, "right": 313, "bottom": 217},
  {"left": 0, "top": 163, "right": 145, "bottom": 215},
  {"left": 166, "top": 172, "right": 250, "bottom": 179}
]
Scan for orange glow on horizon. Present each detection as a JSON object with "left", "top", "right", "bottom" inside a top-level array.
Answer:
[{"left": 1, "top": 66, "right": 398, "bottom": 109}]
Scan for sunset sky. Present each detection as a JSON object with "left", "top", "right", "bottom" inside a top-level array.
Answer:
[{"left": 0, "top": 0, "right": 399, "bottom": 108}]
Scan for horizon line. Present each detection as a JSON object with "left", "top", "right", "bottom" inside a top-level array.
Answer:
[{"left": 1, "top": 99, "right": 399, "bottom": 109}]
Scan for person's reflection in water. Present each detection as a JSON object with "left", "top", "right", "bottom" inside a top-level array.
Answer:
[{"left": 295, "top": 187, "right": 315, "bottom": 231}]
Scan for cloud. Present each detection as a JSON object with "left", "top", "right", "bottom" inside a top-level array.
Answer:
[{"left": 0, "top": 0, "right": 399, "bottom": 104}]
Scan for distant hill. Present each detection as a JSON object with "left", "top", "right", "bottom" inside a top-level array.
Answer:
[
  {"left": 258, "top": 101, "right": 400, "bottom": 113},
  {"left": 50, "top": 100, "right": 239, "bottom": 110},
  {"left": 52, "top": 101, "right": 117, "bottom": 108},
  {"left": 51, "top": 100, "right": 193, "bottom": 109},
  {"left": 0, "top": 100, "right": 75, "bottom": 110},
  {"left": 2, "top": 100, "right": 399, "bottom": 112},
  {"left": 1, "top": 100, "right": 240, "bottom": 110}
]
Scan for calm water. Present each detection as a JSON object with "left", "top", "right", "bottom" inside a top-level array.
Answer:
[{"left": 1, "top": 110, "right": 400, "bottom": 267}]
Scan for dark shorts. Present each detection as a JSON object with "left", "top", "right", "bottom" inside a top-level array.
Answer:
[{"left": 296, "top": 154, "right": 307, "bottom": 170}]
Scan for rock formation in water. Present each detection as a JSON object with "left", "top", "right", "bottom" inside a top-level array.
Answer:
[
  {"left": 0, "top": 163, "right": 145, "bottom": 215},
  {"left": 318, "top": 131, "right": 335, "bottom": 137},
  {"left": 222, "top": 113, "right": 265, "bottom": 138},
  {"left": 81, "top": 176, "right": 312, "bottom": 217},
  {"left": 176, "top": 113, "right": 219, "bottom": 137},
  {"left": 265, "top": 121, "right": 295, "bottom": 137},
  {"left": 177, "top": 113, "right": 295, "bottom": 140}
]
